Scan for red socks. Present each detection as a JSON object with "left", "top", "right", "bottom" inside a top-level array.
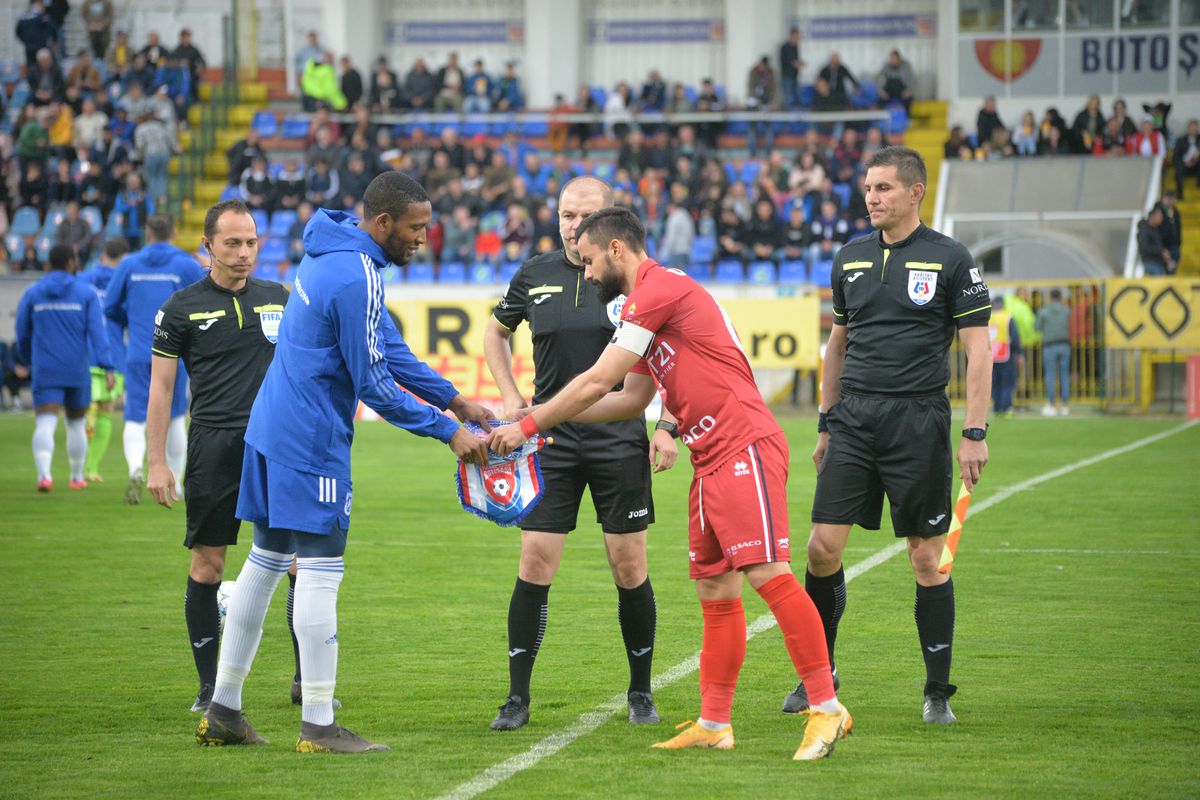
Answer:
[
  {"left": 698, "top": 598, "right": 746, "bottom": 724},
  {"left": 757, "top": 573, "right": 835, "bottom": 705}
]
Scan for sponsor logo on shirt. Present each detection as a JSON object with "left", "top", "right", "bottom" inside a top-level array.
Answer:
[
  {"left": 969, "top": 267, "right": 983, "bottom": 283},
  {"left": 680, "top": 415, "right": 717, "bottom": 446},
  {"left": 155, "top": 309, "right": 164, "bottom": 325},
  {"left": 733, "top": 460, "right": 751, "bottom": 477},
  {"left": 961, "top": 282, "right": 989, "bottom": 298},
  {"left": 294, "top": 277, "right": 311, "bottom": 306},
  {"left": 607, "top": 295, "right": 626, "bottom": 325},
  {"left": 778, "top": 537, "right": 790, "bottom": 550},
  {"left": 726, "top": 539, "right": 764, "bottom": 558}
]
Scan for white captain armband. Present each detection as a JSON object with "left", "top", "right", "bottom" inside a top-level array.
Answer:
[{"left": 610, "top": 320, "right": 655, "bottom": 357}]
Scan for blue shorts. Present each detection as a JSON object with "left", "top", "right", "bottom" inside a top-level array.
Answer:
[
  {"left": 32, "top": 383, "right": 91, "bottom": 410},
  {"left": 236, "top": 444, "right": 352, "bottom": 536},
  {"left": 124, "top": 360, "right": 189, "bottom": 423},
  {"left": 252, "top": 523, "right": 348, "bottom": 558}
]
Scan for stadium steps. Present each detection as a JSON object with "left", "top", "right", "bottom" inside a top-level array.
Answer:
[{"left": 906, "top": 100, "right": 948, "bottom": 226}]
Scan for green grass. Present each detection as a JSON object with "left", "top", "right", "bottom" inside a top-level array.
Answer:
[{"left": 1, "top": 413, "right": 1197, "bottom": 799}]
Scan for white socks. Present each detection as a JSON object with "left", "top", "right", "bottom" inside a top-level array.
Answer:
[
  {"left": 211, "top": 546, "right": 294, "bottom": 711},
  {"left": 167, "top": 416, "right": 186, "bottom": 493},
  {"left": 699, "top": 718, "right": 731, "bottom": 731},
  {"left": 33, "top": 414, "right": 56, "bottom": 480},
  {"left": 65, "top": 417, "right": 87, "bottom": 482},
  {"left": 295, "top": 557, "right": 345, "bottom": 726},
  {"left": 123, "top": 420, "right": 146, "bottom": 479}
]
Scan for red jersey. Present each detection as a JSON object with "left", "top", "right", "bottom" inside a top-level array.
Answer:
[{"left": 614, "top": 260, "right": 781, "bottom": 475}]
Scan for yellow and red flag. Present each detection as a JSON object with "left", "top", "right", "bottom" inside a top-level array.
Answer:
[{"left": 937, "top": 483, "right": 973, "bottom": 575}]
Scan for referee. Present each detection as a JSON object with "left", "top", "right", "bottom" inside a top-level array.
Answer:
[
  {"left": 145, "top": 199, "right": 291, "bottom": 712},
  {"left": 483, "top": 176, "right": 678, "bottom": 731},
  {"left": 785, "top": 146, "right": 992, "bottom": 724}
]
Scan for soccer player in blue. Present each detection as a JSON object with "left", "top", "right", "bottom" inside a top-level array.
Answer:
[
  {"left": 104, "top": 214, "right": 206, "bottom": 503},
  {"left": 77, "top": 238, "right": 131, "bottom": 483},
  {"left": 15, "top": 244, "right": 115, "bottom": 491},
  {"left": 197, "top": 171, "right": 494, "bottom": 753}
]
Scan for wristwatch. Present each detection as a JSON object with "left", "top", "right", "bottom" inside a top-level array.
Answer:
[
  {"left": 961, "top": 425, "right": 989, "bottom": 441},
  {"left": 655, "top": 419, "right": 679, "bottom": 439}
]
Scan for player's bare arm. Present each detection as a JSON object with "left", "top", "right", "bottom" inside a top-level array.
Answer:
[
  {"left": 649, "top": 405, "right": 679, "bottom": 473},
  {"left": 146, "top": 354, "right": 180, "bottom": 508},
  {"left": 483, "top": 315, "right": 529, "bottom": 419},
  {"left": 447, "top": 393, "right": 497, "bottom": 431},
  {"left": 957, "top": 325, "right": 991, "bottom": 491},
  {"left": 813, "top": 324, "right": 847, "bottom": 470},
  {"left": 487, "top": 344, "right": 641, "bottom": 455}
]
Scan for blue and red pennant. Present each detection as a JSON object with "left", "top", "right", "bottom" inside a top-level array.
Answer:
[{"left": 456, "top": 420, "right": 549, "bottom": 527}]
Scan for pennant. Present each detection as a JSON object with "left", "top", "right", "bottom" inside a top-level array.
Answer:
[{"left": 456, "top": 420, "right": 550, "bottom": 527}]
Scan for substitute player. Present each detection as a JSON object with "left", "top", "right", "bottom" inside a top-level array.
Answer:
[
  {"left": 104, "top": 214, "right": 206, "bottom": 503},
  {"left": 488, "top": 208, "right": 851, "bottom": 761},
  {"left": 77, "top": 238, "right": 131, "bottom": 483},
  {"left": 15, "top": 245, "right": 115, "bottom": 491},
  {"left": 783, "top": 146, "right": 991, "bottom": 724},
  {"left": 197, "top": 172, "right": 494, "bottom": 753},
  {"left": 145, "top": 199, "right": 291, "bottom": 713},
  {"left": 483, "top": 176, "right": 677, "bottom": 731}
]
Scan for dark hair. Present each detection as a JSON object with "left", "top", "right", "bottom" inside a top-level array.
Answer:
[
  {"left": 362, "top": 170, "right": 428, "bottom": 220},
  {"left": 145, "top": 213, "right": 175, "bottom": 242},
  {"left": 575, "top": 207, "right": 646, "bottom": 253},
  {"left": 864, "top": 145, "right": 927, "bottom": 188},
  {"left": 1049, "top": 288, "right": 1063, "bottom": 301},
  {"left": 48, "top": 244, "right": 76, "bottom": 270},
  {"left": 204, "top": 198, "right": 254, "bottom": 240},
  {"left": 102, "top": 238, "right": 130, "bottom": 260},
  {"left": 560, "top": 175, "right": 613, "bottom": 205}
]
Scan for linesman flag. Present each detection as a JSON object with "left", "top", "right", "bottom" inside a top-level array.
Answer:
[
  {"left": 937, "top": 482, "right": 973, "bottom": 574},
  {"left": 456, "top": 420, "right": 551, "bottom": 527}
]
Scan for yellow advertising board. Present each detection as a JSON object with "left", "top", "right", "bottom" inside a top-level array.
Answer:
[
  {"left": 383, "top": 293, "right": 820, "bottom": 403},
  {"left": 1105, "top": 279, "right": 1200, "bottom": 350}
]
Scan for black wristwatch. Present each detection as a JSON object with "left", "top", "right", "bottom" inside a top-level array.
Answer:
[
  {"left": 817, "top": 411, "right": 829, "bottom": 433},
  {"left": 655, "top": 419, "right": 679, "bottom": 439},
  {"left": 961, "top": 425, "right": 989, "bottom": 441}
]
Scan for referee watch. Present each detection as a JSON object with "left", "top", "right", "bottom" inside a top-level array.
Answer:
[
  {"left": 655, "top": 419, "right": 679, "bottom": 439},
  {"left": 961, "top": 425, "right": 989, "bottom": 441}
]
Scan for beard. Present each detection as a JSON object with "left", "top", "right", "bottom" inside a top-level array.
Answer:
[{"left": 593, "top": 263, "right": 625, "bottom": 304}]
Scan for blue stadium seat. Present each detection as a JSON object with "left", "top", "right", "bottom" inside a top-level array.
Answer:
[
  {"left": 11, "top": 206, "right": 41, "bottom": 236},
  {"left": 852, "top": 83, "right": 879, "bottom": 109},
  {"left": 280, "top": 115, "right": 309, "bottom": 139},
  {"left": 684, "top": 263, "right": 711, "bottom": 282},
  {"left": 589, "top": 86, "right": 608, "bottom": 109},
  {"left": 406, "top": 262, "right": 435, "bottom": 283},
  {"left": 250, "top": 209, "right": 269, "bottom": 235},
  {"left": 726, "top": 119, "right": 748, "bottom": 136},
  {"left": 798, "top": 84, "right": 816, "bottom": 107},
  {"left": 498, "top": 261, "right": 521, "bottom": 284},
  {"left": 887, "top": 104, "right": 909, "bottom": 133},
  {"left": 39, "top": 214, "right": 61, "bottom": 238},
  {"left": 4, "top": 233, "right": 23, "bottom": 259},
  {"left": 810, "top": 258, "right": 834, "bottom": 289},
  {"left": 778, "top": 260, "right": 808, "bottom": 284},
  {"left": 747, "top": 261, "right": 777, "bottom": 284},
  {"left": 723, "top": 161, "right": 738, "bottom": 184},
  {"left": 714, "top": 260, "right": 744, "bottom": 283},
  {"left": 645, "top": 235, "right": 657, "bottom": 260},
  {"left": 683, "top": 85, "right": 698, "bottom": 104},
  {"left": 438, "top": 261, "right": 466, "bottom": 283},
  {"left": 740, "top": 161, "right": 762, "bottom": 185},
  {"left": 268, "top": 161, "right": 285, "bottom": 180},
  {"left": 468, "top": 262, "right": 496, "bottom": 284},
  {"left": 80, "top": 206, "right": 103, "bottom": 235},
  {"left": 380, "top": 265, "right": 403, "bottom": 283},
  {"left": 36, "top": 236, "right": 53, "bottom": 261},
  {"left": 103, "top": 212, "right": 123, "bottom": 241},
  {"left": 251, "top": 111, "right": 277, "bottom": 137},
  {"left": 832, "top": 183, "right": 852, "bottom": 209},
  {"left": 690, "top": 236, "right": 716, "bottom": 264},
  {"left": 220, "top": 184, "right": 241, "bottom": 201},
  {"left": 519, "top": 119, "right": 548, "bottom": 137},
  {"left": 259, "top": 239, "right": 287, "bottom": 265},
  {"left": 269, "top": 210, "right": 297, "bottom": 237},
  {"left": 713, "top": 85, "right": 727, "bottom": 105}
]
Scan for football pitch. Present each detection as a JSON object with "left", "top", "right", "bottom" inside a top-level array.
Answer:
[{"left": 1, "top": 413, "right": 1197, "bottom": 799}]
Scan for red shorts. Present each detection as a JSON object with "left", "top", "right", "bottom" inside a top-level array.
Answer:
[{"left": 688, "top": 432, "right": 792, "bottom": 579}]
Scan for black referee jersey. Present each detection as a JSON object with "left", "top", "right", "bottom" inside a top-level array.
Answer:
[
  {"left": 493, "top": 250, "right": 646, "bottom": 449},
  {"left": 831, "top": 224, "right": 991, "bottom": 397},
  {"left": 152, "top": 275, "right": 289, "bottom": 427}
]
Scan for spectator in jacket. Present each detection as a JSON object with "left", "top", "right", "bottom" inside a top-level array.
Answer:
[
  {"left": 876, "top": 50, "right": 915, "bottom": 112},
  {"left": 339, "top": 56, "right": 363, "bottom": 108},
  {"left": 1136, "top": 207, "right": 1172, "bottom": 275},
  {"left": 1172, "top": 118, "right": 1199, "bottom": 199},
  {"left": 83, "top": 0, "right": 115, "bottom": 58}
]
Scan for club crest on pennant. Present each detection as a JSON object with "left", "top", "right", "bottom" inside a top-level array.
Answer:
[
  {"left": 908, "top": 270, "right": 937, "bottom": 306},
  {"left": 483, "top": 465, "right": 518, "bottom": 506}
]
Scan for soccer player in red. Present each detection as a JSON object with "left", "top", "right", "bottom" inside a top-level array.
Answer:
[{"left": 488, "top": 207, "right": 852, "bottom": 760}]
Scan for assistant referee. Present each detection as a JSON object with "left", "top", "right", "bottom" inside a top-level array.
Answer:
[
  {"left": 785, "top": 146, "right": 992, "bottom": 725},
  {"left": 145, "top": 199, "right": 289, "bottom": 713}
]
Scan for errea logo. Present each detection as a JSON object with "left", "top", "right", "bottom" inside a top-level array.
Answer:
[{"left": 733, "top": 461, "right": 751, "bottom": 477}]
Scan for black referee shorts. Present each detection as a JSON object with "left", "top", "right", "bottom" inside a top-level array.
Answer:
[
  {"left": 520, "top": 433, "right": 654, "bottom": 535},
  {"left": 183, "top": 423, "right": 247, "bottom": 549},
  {"left": 811, "top": 392, "right": 952, "bottom": 538}
]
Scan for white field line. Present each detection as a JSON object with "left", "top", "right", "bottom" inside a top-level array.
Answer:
[{"left": 432, "top": 420, "right": 1196, "bottom": 800}]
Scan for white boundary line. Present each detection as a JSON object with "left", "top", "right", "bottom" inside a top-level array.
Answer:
[{"left": 432, "top": 420, "right": 1197, "bottom": 800}]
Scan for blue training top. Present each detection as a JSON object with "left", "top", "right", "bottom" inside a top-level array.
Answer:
[
  {"left": 15, "top": 270, "right": 114, "bottom": 389},
  {"left": 103, "top": 242, "right": 206, "bottom": 366},
  {"left": 244, "top": 209, "right": 461, "bottom": 481},
  {"left": 77, "top": 262, "right": 127, "bottom": 374}
]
